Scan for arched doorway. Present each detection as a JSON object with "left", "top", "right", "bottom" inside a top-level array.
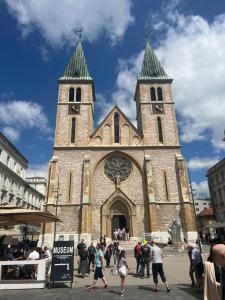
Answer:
[
  {"left": 111, "top": 199, "right": 130, "bottom": 237},
  {"left": 101, "top": 188, "right": 137, "bottom": 238}
]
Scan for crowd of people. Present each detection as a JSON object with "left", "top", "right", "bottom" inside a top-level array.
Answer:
[
  {"left": 2, "top": 238, "right": 51, "bottom": 280},
  {"left": 76, "top": 238, "right": 170, "bottom": 296},
  {"left": 113, "top": 228, "right": 130, "bottom": 241}
]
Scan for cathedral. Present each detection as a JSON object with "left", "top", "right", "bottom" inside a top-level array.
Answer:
[{"left": 43, "top": 38, "right": 196, "bottom": 246}]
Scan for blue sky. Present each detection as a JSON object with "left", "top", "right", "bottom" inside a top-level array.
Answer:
[{"left": 0, "top": 0, "right": 225, "bottom": 197}]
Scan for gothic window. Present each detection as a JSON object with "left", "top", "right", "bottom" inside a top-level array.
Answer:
[
  {"left": 114, "top": 113, "right": 120, "bottom": 143},
  {"left": 69, "top": 87, "right": 74, "bottom": 102},
  {"left": 76, "top": 87, "right": 81, "bottom": 102},
  {"left": 71, "top": 118, "right": 76, "bottom": 143},
  {"left": 157, "top": 117, "right": 163, "bottom": 143},
  {"left": 150, "top": 87, "right": 156, "bottom": 101},
  {"left": 157, "top": 87, "right": 163, "bottom": 101},
  {"left": 104, "top": 156, "right": 132, "bottom": 183}
]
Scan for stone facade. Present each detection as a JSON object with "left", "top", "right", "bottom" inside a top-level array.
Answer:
[
  {"left": 0, "top": 133, "right": 45, "bottom": 210},
  {"left": 44, "top": 41, "right": 196, "bottom": 246},
  {"left": 207, "top": 158, "right": 225, "bottom": 222}
]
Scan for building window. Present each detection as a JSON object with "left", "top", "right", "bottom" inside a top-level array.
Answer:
[
  {"left": 114, "top": 113, "right": 120, "bottom": 143},
  {"left": 195, "top": 203, "right": 199, "bottom": 206},
  {"left": 69, "top": 87, "right": 74, "bottom": 102},
  {"left": 157, "top": 87, "right": 163, "bottom": 101},
  {"left": 7, "top": 155, "right": 10, "bottom": 166},
  {"left": 221, "top": 171, "right": 225, "bottom": 181},
  {"left": 157, "top": 117, "right": 163, "bottom": 143},
  {"left": 216, "top": 174, "right": 219, "bottom": 183},
  {"left": 0, "top": 149, "right": 2, "bottom": 158},
  {"left": 71, "top": 118, "right": 76, "bottom": 143},
  {"left": 196, "top": 208, "right": 199, "bottom": 211},
  {"left": 150, "top": 87, "right": 156, "bottom": 101},
  {"left": 76, "top": 87, "right": 81, "bottom": 102},
  {"left": 164, "top": 172, "right": 169, "bottom": 201},
  {"left": 211, "top": 177, "right": 214, "bottom": 186}
]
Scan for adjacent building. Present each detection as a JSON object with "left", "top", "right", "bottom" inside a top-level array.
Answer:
[
  {"left": 194, "top": 198, "right": 212, "bottom": 215},
  {"left": 0, "top": 132, "right": 45, "bottom": 210},
  {"left": 207, "top": 158, "right": 225, "bottom": 222},
  {"left": 44, "top": 38, "right": 196, "bottom": 246}
]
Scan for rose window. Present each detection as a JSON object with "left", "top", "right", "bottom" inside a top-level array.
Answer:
[{"left": 104, "top": 156, "right": 132, "bottom": 183}]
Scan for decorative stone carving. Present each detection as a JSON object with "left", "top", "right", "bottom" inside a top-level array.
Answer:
[{"left": 104, "top": 156, "right": 132, "bottom": 184}]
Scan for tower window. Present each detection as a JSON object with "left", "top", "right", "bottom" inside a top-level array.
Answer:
[
  {"left": 157, "top": 117, "right": 163, "bottom": 143},
  {"left": 157, "top": 87, "right": 163, "bottom": 101},
  {"left": 69, "top": 87, "right": 74, "bottom": 102},
  {"left": 76, "top": 87, "right": 81, "bottom": 102},
  {"left": 150, "top": 87, "right": 156, "bottom": 101},
  {"left": 114, "top": 113, "right": 120, "bottom": 143},
  {"left": 71, "top": 118, "right": 76, "bottom": 143}
]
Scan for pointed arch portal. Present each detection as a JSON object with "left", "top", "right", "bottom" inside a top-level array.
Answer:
[{"left": 101, "top": 189, "right": 137, "bottom": 238}]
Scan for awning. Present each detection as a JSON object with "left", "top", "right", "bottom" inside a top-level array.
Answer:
[
  {"left": 204, "top": 222, "right": 225, "bottom": 229},
  {"left": 0, "top": 207, "right": 61, "bottom": 226}
]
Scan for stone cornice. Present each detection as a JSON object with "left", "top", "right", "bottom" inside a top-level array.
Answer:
[{"left": 53, "top": 145, "right": 181, "bottom": 150}]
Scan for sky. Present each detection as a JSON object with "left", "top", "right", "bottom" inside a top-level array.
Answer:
[{"left": 0, "top": 0, "right": 225, "bottom": 198}]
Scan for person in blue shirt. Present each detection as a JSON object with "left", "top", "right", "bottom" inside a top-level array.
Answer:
[{"left": 87, "top": 243, "right": 108, "bottom": 291}]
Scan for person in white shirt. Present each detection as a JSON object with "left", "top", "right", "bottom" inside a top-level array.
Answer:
[
  {"left": 27, "top": 248, "right": 40, "bottom": 260},
  {"left": 150, "top": 240, "right": 170, "bottom": 293}
]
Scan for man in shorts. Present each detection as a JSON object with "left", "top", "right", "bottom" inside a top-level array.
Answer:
[
  {"left": 87, "top": 243, "right": 108, "bottom": 291},
  {"left": 150, "top": 240, "right": 170, "bottom": 292}
]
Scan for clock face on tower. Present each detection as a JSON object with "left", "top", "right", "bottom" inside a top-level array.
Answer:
[{"left": 152, "top": 103, "right": 164, "bottom": 114}]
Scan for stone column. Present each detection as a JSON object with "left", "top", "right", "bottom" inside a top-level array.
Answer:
[
  {"left": 176, "top": 154, "right": 196, "bottom": 238},
  {"left": 81, "top": 155, "right": 91, "bottom": 233},
  {"left": 144, "top": 155, "right": 158, "bottom": 233}
]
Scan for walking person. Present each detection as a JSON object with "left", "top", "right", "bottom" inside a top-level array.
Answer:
[
  {"left": 118, "top": 250, "right": 130, "bottom": 296},
  {"left": 134, "top": 242, "right": 142, "bottom": 276},
  {"left": 87, "top": 243, "right": 108, "bottom": 291},
  {"left": 88, "top": 242, "right": 96, "bottom": 272},
  {"left": 104, "top": 249, "right": 111, "bottom": 268},
  {"left": 114, "top": 228, "right": 118, "bottom": 241},
  {"left": 140, "top": 240, "right": 151, "bottom": 278},
  {"left": 204, "top": 246, "right": 221, "bottom": 300},
  {"left": 212, "top": 244, "right": 225, "bottom": 300},
  {"left": 79, "top": 245, "right": 89, "bottom": 278},
  {"left": 77, "top": 239, "right": 86, "bottom": 274},
  {"left": 190, "top": 243, "right": 204, "bottom": 292},
  {"left": 113, "top": 242, "right": 120, "bottom": 267},
  {"left": 150, "top": 240, "right": 170, "bottom": 292},
  {"left": 187, "top": 243, "right": 197, "bottom": 287}
]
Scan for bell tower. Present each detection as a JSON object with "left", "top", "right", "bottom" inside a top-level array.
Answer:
[
  {"left": 55, "top": 38, "right": 95, "bottom": 147},
  {"left": 135, "top": 40, "right": 179, "bottom": 147}
]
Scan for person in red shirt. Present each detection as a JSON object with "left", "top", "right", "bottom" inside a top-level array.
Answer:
[{"left": 134, "top": 242, "right": 142, "bottom": 276}]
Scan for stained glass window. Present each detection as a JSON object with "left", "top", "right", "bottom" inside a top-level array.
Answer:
[{"left": 104, "top": 156, "right": 132, "bottom": 183}]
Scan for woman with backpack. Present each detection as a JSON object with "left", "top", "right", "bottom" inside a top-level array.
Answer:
[{"left": 118, "top": 250, "right": 130, "bottom": 296}]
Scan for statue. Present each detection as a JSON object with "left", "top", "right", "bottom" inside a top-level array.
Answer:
[{"left": 167, "top": 219, "right": 182, "bottom": 244}]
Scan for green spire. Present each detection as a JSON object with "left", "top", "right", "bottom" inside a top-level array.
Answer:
[
  {"left": 60, "top": 39, "right": 92, "bottom": 80},
  {"left": 140, "top": 40, "right": 171, "bottom": 80}
]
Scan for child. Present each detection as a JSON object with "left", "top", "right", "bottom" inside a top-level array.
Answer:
[{"left": 118, "top": 250, "right": 129, "bottom": 296}]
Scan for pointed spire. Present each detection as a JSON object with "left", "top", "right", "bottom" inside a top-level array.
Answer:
[
  {"left": 60, "top": 39, "right": 92, "bottom": 80},
  {"left": 140, "top": 40, "right": 171, "bottom": 80}
]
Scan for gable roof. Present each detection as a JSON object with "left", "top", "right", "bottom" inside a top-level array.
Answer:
[
  {"left": 91, "top": 105, "right": 142, "bottom": 138},
  {"left": 59, "top": 39, "right": 92, "bottom": 80},
  {"left": 139, "top": 40, "right": 171, "bottom": 81}
]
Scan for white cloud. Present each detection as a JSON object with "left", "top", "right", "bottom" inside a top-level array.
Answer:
[
  {"left": 26, "top": 163, "right": 48, "bottom": 178},
  {"left": 192, "top": 180, "right": 210, "bottom": 199},
  {"left": 99, "top": 3, "right": 225, "bottom": 150},
  {"left": 0, "top": 100, "right": 51, "bottom": 140},
  {"left": 2, "top": 126, "right": 20, "bottom": 142},
  {"left": 187, "top": 156, "right": 220, "bottom": 171},
  {"left": 97, "top": 52, "right": 143, "bottom": 125},
  {"left": 4, "top": 0, "right": 134, "bottom": 47}
]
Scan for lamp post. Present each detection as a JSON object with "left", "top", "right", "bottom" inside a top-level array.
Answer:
[
  {"left": 188, "top": 169, "right": 203, "bottom": 253},
  {"left": 53, "top": 173, "right": 61, "bottom": 242}
]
